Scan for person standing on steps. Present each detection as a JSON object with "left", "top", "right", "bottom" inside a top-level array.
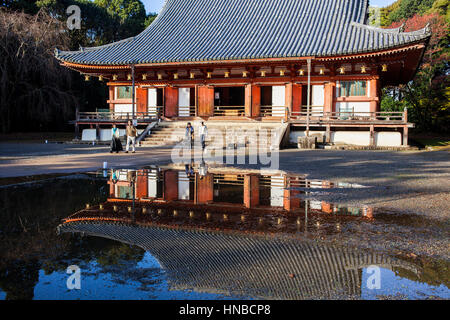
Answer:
[
  {"left": 185, "top": 122, "right": 194, "bottom": 149},
  {"left": 125, "top": 120, "right": 137, "bottom": 153},
  {"left": 199, "top": 122, "right": 208, "bottom": 150}
]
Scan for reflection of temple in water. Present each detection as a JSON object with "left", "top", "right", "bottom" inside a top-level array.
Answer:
[
  {"left": 57, "top": 168, "right": 421, "bottom": 300},
  {"left": 105, "top": 167, "right": 373, "bottom": 218}
]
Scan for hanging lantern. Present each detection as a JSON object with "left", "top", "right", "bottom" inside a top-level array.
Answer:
[
  {"left": 382, "top": 64, "right": 388, "bottom": 72},
  {"left": 84, "top": 75, "right": 90, "bottom": 81},
  {"left": 223, "top": 214, "right": 228, "bottom": 221},
  {"left": 127, "top": 74, "right": 132, "bottom": 80},
  {"left": 361, "top": 65, "right": 367, "bottom": 73},
  {"left": 224, "top": 71, "right": 230, "bottom": 78},
  {"left": 128, "top": 207, "right": 132, "bottom": 213},
  {"left": 339, "top": 67, "right": 345, "bottom": 74},
  {"left": 142, "top": 207, "right": 147, "bottom": 214},
  {"left": 157, "top": 73, "right": 163, "bottom": 80},
  {"left": 173, "top": 210, "right": 178, "bottom": 216},
  {"left": 85, "top": 203, "right": 90, "bottom": 209},
  {"left": 157, "top": 208, "right": 162, "bottom": 215},
  {"left": 98, "top": 75, "right": 104, "bottom": 81},
  {"left": 241, "top": 215, "right": 245, "bottom": 222},
  {"left": 173, "top": 73, "right": 179, "bottom": 80},
  {"left": 112, "top": 75, "right": 118, "bottom": 81},
  {"left": 242, "top": 71, "right": 248, "bottom": 78},
  {"left": 189, "top": 211, "right": 195, "bottom": 218},
  {"left": 113, "top": 205, "right": 118, "bottom": 212},
  {"left": 190, "top": 72, "right": 195, "bottom": 79},
  {"left": 99, "top": 204, "right": 104, "bottom": 210},
  {"left": 207, "top": 72, "right": 212, "bottom": 78},
  {"left": 299, "top": 69, "right": 304, "bottom": 76},
  {"left": 260, "top": 70, "right": 266, "bottom": 77},
  {"left": 319, "top": 68, "right": 324, "bottom": 75},
  {"left": 280, "top": 69, "right": 285, "bottom": 76},
  {"left": 206, "top": 212, "right": 211, "bottom": 220},
  {"left": 142, "top": 74, "right": 147, "bottom": 80}
]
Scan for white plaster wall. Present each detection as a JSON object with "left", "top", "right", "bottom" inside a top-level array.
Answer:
[
  {"left": 290, "top": 131, "right": 402, "bottom": 147},
  {"left": 312, "top": 85, "right": 324, "bottom": 106},
  {"left": 331, "top": 131, "right": 371, "bottom": 146},
  {"left": 114, "top": 104, "right": 133, "bottom": 113},
  {"left": 148, "top": 88, "right": 158, "bottom": 116},
  {"left": 375, "top": 132, "right": 402, "bottom": 147},
  {"left": 336, "top": 102, "right": 370, "bottom": 116},
  {"left": 81, "top": 129, "right": 96, "bottom": 141}
]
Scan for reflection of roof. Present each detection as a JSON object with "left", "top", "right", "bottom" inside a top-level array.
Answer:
[
  {"left": 55, "top": 0, "right": 431, "bottom": 66},
  {"left": 58, "top": 220, "right": 418, "bottom": 299}
]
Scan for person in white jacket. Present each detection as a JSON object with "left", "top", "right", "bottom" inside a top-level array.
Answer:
[{"left": 199, "top": 122, "right": 208, "bottom": 150}]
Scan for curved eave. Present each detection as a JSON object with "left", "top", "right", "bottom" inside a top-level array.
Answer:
[{"left": 58, "top": 40, "right": 430, "bottom": 72}]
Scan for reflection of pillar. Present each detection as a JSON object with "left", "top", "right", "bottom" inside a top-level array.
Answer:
[
  {"left": 284, "top": 189, "right": 301, "bottom": 212},
  {"left": 244, "top": 175, "right": 259, "bottom": 208},
  {"left": 136, "top": 172, "right": 148, "bottom": 199},
  {"left": 196, "top": 173, "right": 214, "bottom": 204},
  {"left": 109, "top": 182, "right": 115, "bottom": 197},
  {"left": 363, "top": 207, "right": 374, "bottom": 219},
  {"left": 322, "top": 202, "right": 332, "bottom": 214},
  {"left": 163, "top": 171, "right": 178, "bottom": 200}
]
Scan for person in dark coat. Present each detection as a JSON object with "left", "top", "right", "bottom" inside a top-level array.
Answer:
[{"left": 110, "top": 124, "right": 123, "bottom": 153}]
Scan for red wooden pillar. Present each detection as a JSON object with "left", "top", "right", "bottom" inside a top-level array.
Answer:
[
  {"left": 245, "top": 84, "right": 252, "bottom": 117},
  {"left": 196, "top": 173, "right": 214, "bottom": 204},
  {"left": 244, "top": 175, "right": 259, "bottom": 209},
  {"left": 198, "top": 85, "right": 215, "bottom": 117},
  {"left": 163, "top": 171, "right": 178, "bottom": 200},
  {"left": 369, "top": 78, "right": 379, "bottom": 114},
  {"left": 324, "top": 82, "right": 334, "bottom": 115},
  {"left": 136, "top": 87, "right": 148, "bottom": 113},
  {"left": 108, "top": 86, "right": 115, "bottom": 112},
  {"left": 164, "top": 86, "right": 178, "bottom": 117},
  {"left": 251, "top": 85, "right": 261, "bottom": 117},
  {"left": 292, "top": 83, "right": 302, "bottom": 114},
  {"left": 285, "top": 83, "right": 293, "bottom": 119}
]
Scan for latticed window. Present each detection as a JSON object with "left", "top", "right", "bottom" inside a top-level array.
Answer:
[
  {"left": 339, "top": 81, "right": 367, "bottom": 97},
  {"left": 116, "top": 86, "right": 132, "bottom": 99}
]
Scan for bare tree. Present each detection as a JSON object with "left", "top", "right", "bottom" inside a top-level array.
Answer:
[{"left": 0, "top": 8, "right": 78, "bottom": 133}]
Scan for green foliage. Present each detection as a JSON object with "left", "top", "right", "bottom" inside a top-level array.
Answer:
[
  {"left": 386, "top": 0, "right": 436, "bottom": 24},
  {"left": 379, "top": 1, "right": 450, "bottom": 133}
]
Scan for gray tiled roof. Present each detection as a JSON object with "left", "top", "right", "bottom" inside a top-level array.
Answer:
[
  {"left": 59, "top": 221, "right": 419, "bottom": 299},
  {"left": 55, "top": 0, "right": 431, "bottom": 66}
]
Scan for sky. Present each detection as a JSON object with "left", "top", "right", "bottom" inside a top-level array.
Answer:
[{"left": 141, "top": 0, "right": 398, "bottom": 14}]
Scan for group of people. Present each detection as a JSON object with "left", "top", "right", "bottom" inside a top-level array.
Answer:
[
  {"left": 110, "top": 121, "right": 208, "bottom": 153},
  {"left": 110, "top": 120, "right": 137, "bottom": 153},
  {"left": 185, "top": 122, "right": 208, "bottom": 150}
]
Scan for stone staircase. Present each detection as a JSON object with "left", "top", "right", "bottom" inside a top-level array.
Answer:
[{"left": 141, "top": 120, "right": 288, "bottom": 150}]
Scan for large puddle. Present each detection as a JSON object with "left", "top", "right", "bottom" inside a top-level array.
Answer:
[{"left": 0, "top": 166, "right": 448, "bottom": 300}]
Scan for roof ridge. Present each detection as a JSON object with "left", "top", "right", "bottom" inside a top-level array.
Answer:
[{"left": 351, "top": 21, "right": 432, "bottom": 36}]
